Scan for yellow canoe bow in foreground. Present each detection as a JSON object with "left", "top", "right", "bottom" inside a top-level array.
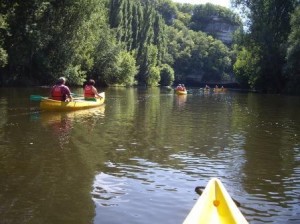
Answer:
[
  {"left": 40, "top": 92, "right": 105, "bottom": 111},
  {"left": 183, "top": 178, "right": 248, "bottom": 224}
]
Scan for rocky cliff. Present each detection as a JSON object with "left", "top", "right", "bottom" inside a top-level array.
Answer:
[
  {"left": 202, "top": 16, "right": 240, "bottom": 45},
  {"left": 185, "top": 3, "right": 242, "bottom": 45}
]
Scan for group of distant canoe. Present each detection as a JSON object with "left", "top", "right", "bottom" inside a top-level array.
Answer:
[
  {"left": 202, "top": 85, "right": 227, "bottom": 93},
  {"left": 175, "top": 84, "right": 227, "bottom": 95}
]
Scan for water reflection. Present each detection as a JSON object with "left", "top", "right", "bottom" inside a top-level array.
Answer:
[
  {"left": 176, "top": 94, "right": 187, "bottom": 108},
  {"left": 41, "top": 112, "right": 73, "bottom": 148},
  {"left": 89, "top": 89, "right": 300, "bottom": 224},
  {"left": 0, "top": 97, "right": 8, "bottom": 143},
  {"left": 92, "top": 172, "right": 128, "bottom": 207},
  {"left": 40, "top": 106, "right": 105, "bottom": 148},
  {"left": 0, "top": 88, "right": 300, "bottom": 224},
  {"left": 92, "top": 158, "right": 197, "bottom": 224}
]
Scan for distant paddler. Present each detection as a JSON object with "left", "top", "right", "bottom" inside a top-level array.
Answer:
[
  {"left": 213, "top": 85, "right": 220, "bottom": 92},
  {"left": 204, "top": 84, "right": 210, "bottom": 92},
  {"left": 175, "top": 84, "right": 187, "bottom": 95},
  {"left": 221, "top": 86, "right": 226, "bottom": 92}
]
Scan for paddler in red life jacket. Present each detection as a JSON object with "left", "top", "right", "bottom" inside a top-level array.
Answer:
[
  {"left": 51, "top": 77, "right": 73, "bottom": 102},
  {"left": 176, "top": 84, "right": 184, "bottom": 91},
  {"left": 84, "top": 79, "right": 102, "bottom": 100}
]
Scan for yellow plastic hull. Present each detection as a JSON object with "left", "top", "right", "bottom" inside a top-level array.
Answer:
[
  {"left": 213, "top": 88, "right": 226, "bottom": 93},
  {"left": 183, "top": 178, "right": 248, "bottom": 224},
  {"left": 40, "top": 92, "right": 105, "bottom": 111},
  {"left": 175, "top": 90, "right": 187, "bottom": 95}
]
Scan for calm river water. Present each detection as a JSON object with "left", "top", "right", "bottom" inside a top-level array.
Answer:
[{"left": 0, "top": 87, "right": 299, "bottom": 224}]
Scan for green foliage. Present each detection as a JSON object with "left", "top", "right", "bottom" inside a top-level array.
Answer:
[
  {"left": 62, "top": 65, "right": 86, "bottom": 85},
  {"left": 47, "top": 0, "right": 108, "bottom": 85},
  {"left": 1, "top": 0, "right": 111, "bottom": 85},
  {"left": 92, "top": 28, "right": 121, "bottom": 85},
  {"left": 3, "top": 0, "right": 298, "bottom": 94},
  {"left": 147, "top": 66, "right": 160, "bottom": 86},
  {"left": 109, "top": 0, "right": 168, "bottom": 86},
  {"left": 166, "top": 24, "right": 232, "bottom": 83},
  {"left": 0, "top": 48, "right": 7, "bottom": 68},
  {"left": 232, "top": 0, "right": 298, "bottom": 93},
  {"left": 137, "top": 44, "right": 159, "bottom": 85},
  {"left": 285, "top": 6, "right": 300, "bottom": 94},
  {"left": 0, "top": 0, "right": 240, "bottom": 87},
  {"left": 233, "top": 45, "right": 261, "bottom": 88},
  {"left": 0, "top": 10, "right": 8, "bottom": 68},
  {"left": 159, "top": 63, "right": 174, "bottom": 86},
  {"left": 189, "top": 3, "right": 242, "bottom": 33},
  {"left": 156, "top": 0, "right": 178, "bottom": 25},
  {"left": 105, "top": 50, "right": 138, "bottom": 86}
]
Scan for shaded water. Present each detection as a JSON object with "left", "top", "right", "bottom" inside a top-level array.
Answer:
[{"left": 0, "top": 87, "right": 299, "bottom": 224}]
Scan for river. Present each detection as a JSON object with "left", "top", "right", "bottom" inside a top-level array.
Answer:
[{"left": 0, "top": 87, "right": 299, "bottom": 224}]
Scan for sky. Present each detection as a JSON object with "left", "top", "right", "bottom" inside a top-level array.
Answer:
[{"left": 172, "top": 0, "right": 231, "bottom": 8}]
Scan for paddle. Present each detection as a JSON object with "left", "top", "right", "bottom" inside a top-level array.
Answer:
[
  {"left": 186, "top": 89, "right": 193, "bottom": 94},
  {"left": 195, "top": 186, "right": 241, "bottom": 207},
  {"left": 30, "top": 93, "right": 83, "bottom": 102},
  {"left": 70, "top": 93, "right": 83, "bottom": 97},
  {"left": 30, "top": 95, "right": 47, "bottom": 102}
]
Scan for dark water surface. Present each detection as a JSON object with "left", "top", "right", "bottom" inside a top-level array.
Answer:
[{"left": 0, "top": 87, "right": 299, "bottom": 224}]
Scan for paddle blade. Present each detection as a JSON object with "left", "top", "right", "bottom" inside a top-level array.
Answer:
[{"left": 30, "top": 95, "right": 44, "bottom": 102}]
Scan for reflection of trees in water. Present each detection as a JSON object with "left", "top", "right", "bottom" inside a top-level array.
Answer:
[
  {"left": 0, "top": 98, "right": 8, "bottom": 142},
  {"left": 41, "top": 106, "right": 105, "bottom": 149},
  {"left": 234, "top": 94, "right": 300, "bottom": 217},
  {"left": 0, "top": 109, "right": 99, "bottom": 223}
]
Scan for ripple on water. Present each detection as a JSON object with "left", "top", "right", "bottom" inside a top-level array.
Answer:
[
  {"left": 92, "top": 158, "right": 216, "bottom": 224},
  {"left": 92, "top": 173, "right": 128, "bottom": 207},
  {"left": 92, "top": 143, "right": 300, "bottom": 224}
]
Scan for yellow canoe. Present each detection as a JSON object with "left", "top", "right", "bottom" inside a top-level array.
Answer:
[
  {"left": 175, "top": 90, "right": 188, "bottom": 95},
  {"left": 183, "top": 178, "right": 248, "bottom": 224},
  {"left": 213, "top": 88, "right": 226, "bottom": 92},
  {"left": 40, "top": 92, "right": 105, "bottom": 111}
]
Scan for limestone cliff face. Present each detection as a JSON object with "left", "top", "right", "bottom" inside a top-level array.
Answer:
[{"left": 202, "top": 16, "right": 239, "bottom": 45}]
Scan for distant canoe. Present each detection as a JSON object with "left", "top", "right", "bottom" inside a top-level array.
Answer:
[
  {"left": 213, "top": 88, "right": 226, "bottom": 93},
  {"left": 200, "top": 88, "right": 211, "bottom": 93},
  {"left": 183, "top": 178, "right": 248, "bottom": 224},
  {"left": 175, "top": 89, "right": 187, "bottom": 95},
  {"left": 40, "top": 92, "right": 105, "bottom": 111}
]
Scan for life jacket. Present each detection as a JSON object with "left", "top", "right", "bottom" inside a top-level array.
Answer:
[
  {"left": 51, "top": 85, "right": 65, "bottom": 101},
  {"left": 84, "top": 85, "right": 95, "bottom": 98},
  {"left": 176, "top": 86, "right": 184, "bottom": 91}
]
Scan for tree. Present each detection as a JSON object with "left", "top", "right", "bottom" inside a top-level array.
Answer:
[
  {"left": 233, "top": 44, "right": 261, "bottom": 88},
  {"left": 166, "top": 23, "right": 232, "bottom": 84},
  {"left": 156, "top": 0, "right": 178, "bottom": 25},
  {"left": 109, "top": 0, "right": 168, "bottom": 86},
  {"left": 0, "top": 0, "right": 248, "bottom": 88},
  {"left": 159, "top": 63, "right": 174, "bottom": 86},
  {"left": 147, "top": 66, "right": 160, "bottom": 86},
  {"left": 0, "top": 3, "right": 8, "bottom": 69},
  {"left": 104, "top": 50, "right": 138, "bottom": 86},
  {"left": 285, "top": 6, "right": 300, "bottom": 94},
  {"left": 232, "top": 0, "right": 298, "bottom": 93},
  {"left": 2, "top": 0, "right": 109, "bottom": 85}
]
